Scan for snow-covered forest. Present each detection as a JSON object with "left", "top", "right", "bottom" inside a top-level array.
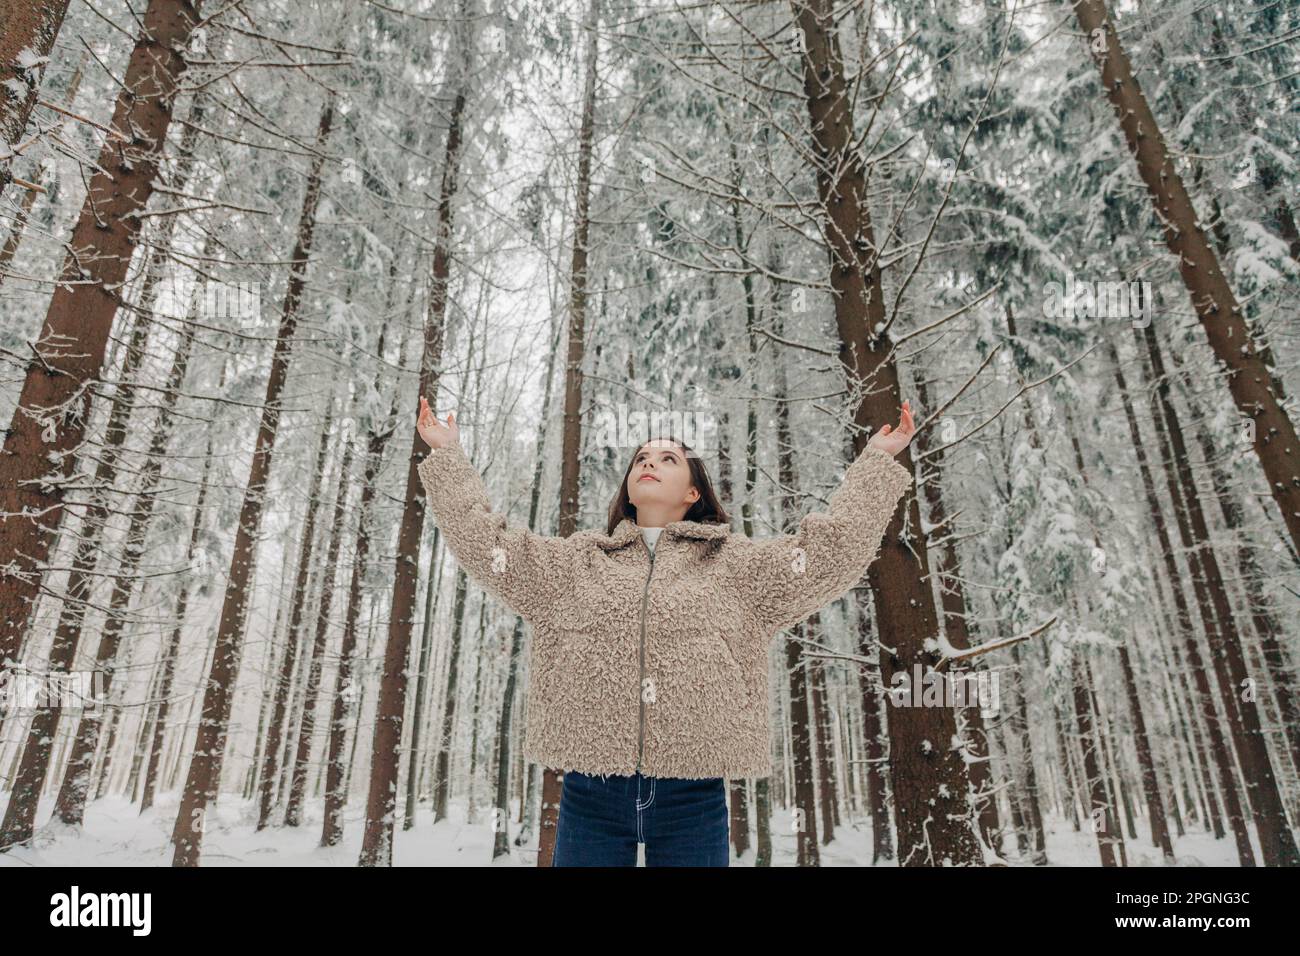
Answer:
[{"left": 0, "top": 0, "right": 1297, "bottom": 868}]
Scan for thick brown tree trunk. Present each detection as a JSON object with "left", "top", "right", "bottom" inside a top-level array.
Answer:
[
  {"left": 1167, "top": 331, "right": 1300, "bottom": 782},
  {"left": 40, "top": 107, "right": 211, "bottom": 823},
  {"left": 0, "top": 0, "right": 200, "bottom": 682},
  {"left": 2, "top": 291, "right": 158, "bottom": 844},
  {"left": 1073, "top": 0, "right": 1300, "bottom": 578},
  {"left": 791, "top": 0, "right": 979, "bottom": 865},
  {"left": 912, "top": 373, "right": 1002, "bottom": 854},
  {"left": 0, "top": 0, "right": 200, "bottom": 852}
]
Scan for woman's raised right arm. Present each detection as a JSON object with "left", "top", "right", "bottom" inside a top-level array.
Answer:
[{"left": 416, "top": 399, "right": 579, "bottom": 625}]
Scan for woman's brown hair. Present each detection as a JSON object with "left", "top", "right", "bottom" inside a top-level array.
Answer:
[{"left": 604, "top": 433, "right": 730, "bottom": 535}]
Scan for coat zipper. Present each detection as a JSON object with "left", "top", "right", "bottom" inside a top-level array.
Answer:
[{"left": 636, "top": 539, "right": 657, "bottom": 774}]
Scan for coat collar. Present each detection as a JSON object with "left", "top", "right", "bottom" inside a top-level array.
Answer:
[{"left": 595, "top": 516, "right": 730, "bottom": 551}]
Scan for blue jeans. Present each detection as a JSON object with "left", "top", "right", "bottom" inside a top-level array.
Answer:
[{"left": 552, "top": 771, "right": 729, "bottom": 866}]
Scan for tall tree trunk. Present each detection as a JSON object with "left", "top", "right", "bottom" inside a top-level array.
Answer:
[
  {"left": 773, "top": 325, "right": 819, "bottom": 865},
  {"left": 430, "top": 569, "right": 470, "bottom": 823},
  {"left": 1134, "top": 321, "right": 1298, "bottom": 865},
  {"left": 285, "top": 435, "right": 354, "bottom": 826},
  {"left": 998, "top": 307, "right": 1049, "bottom": 862},
  {"left": 359, "top": 44, "right": 469, "bottom": 862},
  {"left": 785, "top": 626, "right": 820, "bottom": 866},
  {"left": 257, "top": 401, "right": 336, "bottom": 829},
  {"left": 912, "top": 373, "right": 1002, "bottom": 854},
  {"left": 342, "top": 599, "right": 380, "bottom": 816},
  {"left": 0, "top": 0, "right": 200, "bottom": 682},
  {"left": 854, "top": 589, "right": 893, "bottom": 863},
  {"left": 808, "top": 642, "right": 838, "bottom": 845},
  {"left": 1070, "top": 647, "right": 1120, "bottom": 866},
  {"left": 1, "top": 287, "right": 158, "bottom": 845},
  {"left": 126, "top": 657, "right": 163, "bottom": 803},
  {"left": 1166, "top": 330, "right": 1300, "bottom": 781},
  {"left": 721, "top": 123, "right": 763, "bottom": 860},
  {"left": 51, "top": 275, "right": 204, "bottom": 825},
  {"left": 1082, "top": 655, "right": 1129, "bottom": 864},
  {"left": 403, "top": 522, "right": 440, "bottom": 829},
  {"left": 1073, "top": 0, "right": 1300, "bottom": 573},
  {"left": 170, "top": 94, "right": 334, "bottom": 866},
  {"left": 1106, "top": 336, "right": 1254, "bottom": 863},
  {"left": 0, "top": 1, "right": 201, "bottom": 851},
  {"left": 37, "top": 135, "right": 212, "bottom": 821},
  {"left": 791, "top": 0, "right": 979, "bottom": 865},
  {"left": 536, "top": 0, "right": 599, "bottom": 868},
  {"left": 491, "top": 309, "right": 567, "bottom": 860},
  {"left": 320, "top": 265, "right": 412, "bottom": 847}
]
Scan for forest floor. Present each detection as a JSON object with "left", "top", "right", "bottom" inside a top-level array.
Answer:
[{"left": 0, "top": 790, "right": 1245, "bottom": 866}]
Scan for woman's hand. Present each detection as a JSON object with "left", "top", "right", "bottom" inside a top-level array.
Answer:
[
  {"left": 418, "top": 395, "right": 460, "bottom": 450},
  {"left": 866, "top": 400, "right": 916, "bottom": 458}
]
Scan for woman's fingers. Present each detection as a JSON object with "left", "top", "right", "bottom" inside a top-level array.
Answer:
[{"left": 899, "top": 403, "right": 913, "bottom": 434}]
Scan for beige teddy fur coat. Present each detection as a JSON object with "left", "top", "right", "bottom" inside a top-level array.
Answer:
[{"left": 417, "top": 441, "right": 913, "bottom": 779}]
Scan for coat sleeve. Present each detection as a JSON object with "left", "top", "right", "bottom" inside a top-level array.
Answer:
[
  {"left": 732, "top": 444, "right": 913, "bottom": 635},
  {"left": 417, "top": 443, "right": 579, "bottom": 626}
]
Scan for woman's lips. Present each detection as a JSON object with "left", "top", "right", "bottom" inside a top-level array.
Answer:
[{"left": 639, "top": 474, "right": 659, "bottom": 482}]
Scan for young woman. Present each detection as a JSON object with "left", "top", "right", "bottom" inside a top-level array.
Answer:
[{"left": 415, "top": 395, "right": 916, "bottom": 866}]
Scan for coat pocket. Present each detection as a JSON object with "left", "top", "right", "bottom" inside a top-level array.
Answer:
[{"left": 684, "top": 630, "right": 751, "bottom": 709}]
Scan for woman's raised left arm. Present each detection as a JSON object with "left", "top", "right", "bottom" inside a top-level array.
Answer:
[{"left": 728, "top": 403, "right": 916, "bottom": 635}]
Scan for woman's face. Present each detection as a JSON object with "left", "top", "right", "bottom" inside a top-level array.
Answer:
[{"left": 627, "top": 439, "right": 698, "bottom": 515}]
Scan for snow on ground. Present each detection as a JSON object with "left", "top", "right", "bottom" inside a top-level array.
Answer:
[{"left": 0, "top": 790, "right": 1247, "bottom": 866}]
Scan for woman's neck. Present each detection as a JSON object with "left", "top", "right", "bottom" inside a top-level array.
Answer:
[{"left": 634, "top": 507, "right": 686, "bottom": 528}]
